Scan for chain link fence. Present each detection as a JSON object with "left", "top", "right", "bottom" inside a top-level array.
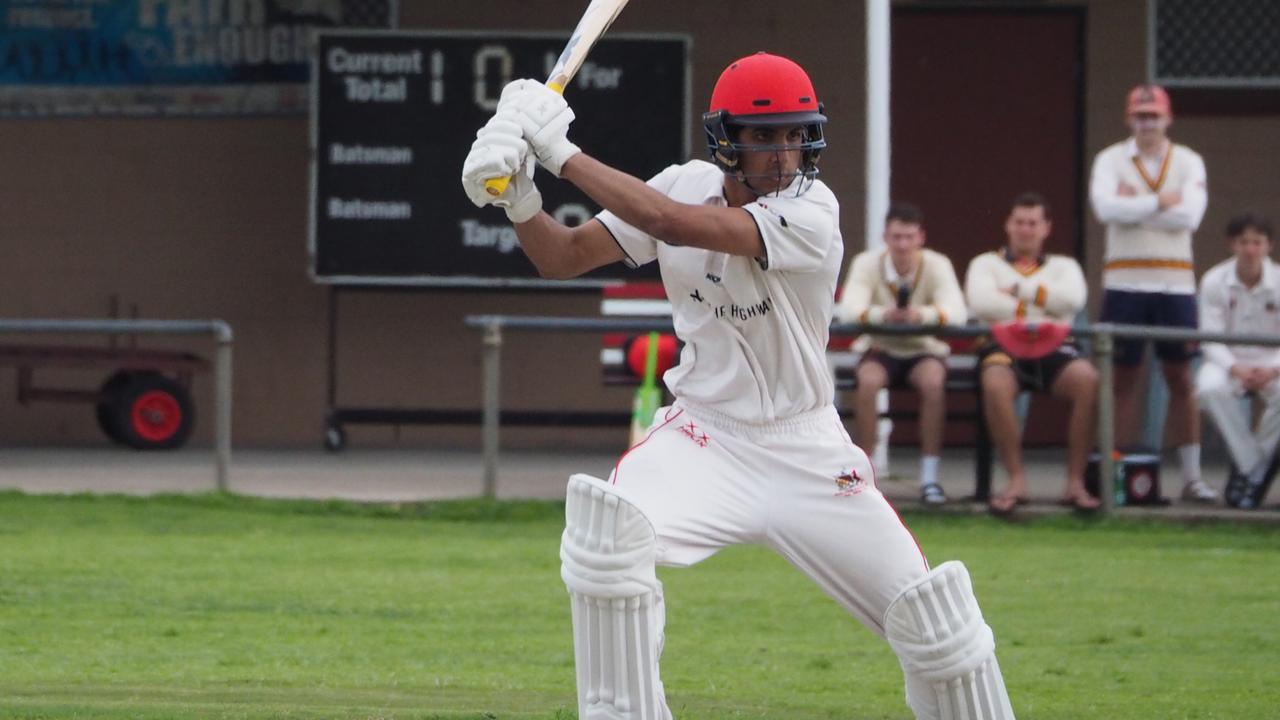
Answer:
[
  {"left": 341, "top": 0, "right": 399, "bottom": 27},
  {"left": 1150, "top": 0, "right": 1280, "bottom": 87}
]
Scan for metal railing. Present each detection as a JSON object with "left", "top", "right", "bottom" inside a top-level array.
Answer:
[
  {"left": 467, "top": 314, "right": 1280, "bottom": 514},
  {"left": 0, "top": 319, "right": 233, "bottom": 491}
]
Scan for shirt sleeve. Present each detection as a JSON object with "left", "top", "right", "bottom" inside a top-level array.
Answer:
[
  {"left": 742, "top": 192, "right": 837, "bottom": 273},
  {"left": 964, "top": 254, "right": 1020, "bottom": 322},
  {"left": 1040, "top": 258, "right": 1088, "bottom": 320},
  {"left": 1198, "top": 269, "right": 1237, "bottom": 368},
  {"left": 1089, "top": 149, "right": 1160, "bottom": 224},
  {"left": 917, "top": 255, "right": 968, "bottom": 326},
  {"left": 1147, "top": 151, "right": 1208, "bottom": 232},
  {"left": 834, "top": 253, "right": 884, "bottom": 324},
  {"left": 594, "top": 164, "right": 683, "bottom": 268}
]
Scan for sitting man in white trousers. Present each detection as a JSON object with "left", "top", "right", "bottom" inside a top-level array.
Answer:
[{"left": 1196, "top": 211, "right": 1280, "bottom": 508}]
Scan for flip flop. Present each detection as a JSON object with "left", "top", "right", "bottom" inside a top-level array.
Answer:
[
  {"left": 988, "top": 494, "right": 1029, "bottom": 516},
  {"left": 1058, "top": 493, "right": 1101, "bottom": 511}
]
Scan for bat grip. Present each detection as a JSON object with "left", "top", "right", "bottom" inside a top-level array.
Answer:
[
  {"left": 483, "top": 176, "right": 511, "bottom": 197},
  {"left": 482, "top": 80, "right": 568, "bottom": 197}
]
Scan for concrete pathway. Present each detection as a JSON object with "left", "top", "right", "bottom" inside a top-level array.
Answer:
[{"left": 0, "top": 446, "right": 1275, "bottom": 523}]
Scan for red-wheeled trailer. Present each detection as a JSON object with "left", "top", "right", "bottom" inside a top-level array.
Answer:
[{"left": 0, "top": 344, "right": 208, "bottom": 450}]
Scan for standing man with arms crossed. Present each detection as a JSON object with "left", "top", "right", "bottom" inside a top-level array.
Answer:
[
  {"left": 965, "top": 192, "right": 1100, "bottom": 514},
  {"left": 462, "top": 52, "right": 1014, "bottom": 720},
  {"left": 1196, "top": 212, "right": 1280, "bottom": 508},
  {"left": 835, "top": 204, "right": 968, "bottom": 505},
  {"left": 1089, "top": 83, "right": 1214, "bottom": 502}
]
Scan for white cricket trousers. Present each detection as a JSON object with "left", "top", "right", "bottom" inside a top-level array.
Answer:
[
  {"left": 608, "top": 400, "right": 929, "bottom": 634},
  {"left": 1196, "top": 362, "right": 1280, "bottom": 473}
]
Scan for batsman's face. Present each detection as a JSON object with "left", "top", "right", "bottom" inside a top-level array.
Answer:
[
  {"left": 736, "top": 124, "right": 805, "bottom": 193},
  {"left": 1005, "top": 205, "right": 1051, "bottom": 257},
  {"left": 1233, "top": 227, "right": 1272, "bottom": 273}
]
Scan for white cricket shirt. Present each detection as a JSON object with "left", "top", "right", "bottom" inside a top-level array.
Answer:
[
  {"left": 595, "top": 160, "right": 842, "bottom": 423},
  {"left": 1199, "top": 257, "right": 1280, "bottom": 370}
]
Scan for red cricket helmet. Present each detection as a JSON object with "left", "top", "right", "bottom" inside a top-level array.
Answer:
[{"left": 703, "top": 52, "right": 827, "bottom": 191}]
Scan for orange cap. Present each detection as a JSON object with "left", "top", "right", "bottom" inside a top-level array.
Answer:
[{"left": 1126, "top": 84, "right": 1172, "bottom": 117}]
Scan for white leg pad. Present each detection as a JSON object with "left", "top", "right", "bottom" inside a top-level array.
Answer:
[
  {"left": 560, "top": 474, "right": 671, "bottom": 720},
  {"left": 884, "top": 561, "right": 1015, "bottom": 720}
]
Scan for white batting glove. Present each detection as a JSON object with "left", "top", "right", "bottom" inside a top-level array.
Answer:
[
  {"left": 496, "top": 78, "right": 538, "bottom": 110},
  {"left": 460, "top": 113, "right": 543, "bottom": 223},
  {"left": 504, "top": 83, "right": 581, "bottom": 177}
]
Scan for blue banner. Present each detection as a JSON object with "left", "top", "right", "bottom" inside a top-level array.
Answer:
[{"left": 0, "top": 0, "right": 395, "bottom": 116}]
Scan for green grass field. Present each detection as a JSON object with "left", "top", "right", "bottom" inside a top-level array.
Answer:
[{"left": 0, "top": 491, "right": 1277, "bottom": 719}]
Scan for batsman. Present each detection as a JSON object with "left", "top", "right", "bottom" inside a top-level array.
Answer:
[{"left": 462, "top": 52, "right": 1016, "bottom": 720}]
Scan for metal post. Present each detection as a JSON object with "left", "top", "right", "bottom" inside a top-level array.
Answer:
[
  {"left": 481, "top": 319, "right": 503, "bottom": 499},
  {"left": 865, "top": 0, "right": 891, "bottom": 253},
  {"left": 214, "top": 324, "right": 233, "bottom": 493},
  {"left": 1095, "top": 329, "right": 1115, "bottom": 515}
]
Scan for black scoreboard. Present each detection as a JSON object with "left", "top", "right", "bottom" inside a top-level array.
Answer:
[{"left": 309, "top": 30, "right": 689, "bottom": 287}]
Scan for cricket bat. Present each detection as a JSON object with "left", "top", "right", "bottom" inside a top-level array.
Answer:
[
  {"left": 630, "top": 332, "right": 663, "bottom": 446},
  {"left": 483, "top": 0, "right": 630, "bottom": 197}
]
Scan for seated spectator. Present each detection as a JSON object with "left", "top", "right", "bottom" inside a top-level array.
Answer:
[
  {"left": 835, "top": 203, "right": 967, "bottom": 505},
  {"left": 1195, "top": 212, "right": 1279, "bottom": 507},
  {"left": 964, "top": 192, "right": 1100, "bottom": 513}
]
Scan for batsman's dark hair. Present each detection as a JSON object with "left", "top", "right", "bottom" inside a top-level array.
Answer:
[
  {"left": 1226, "top": 210, "right": 1273, "bottom": 241},
  {"left": 885, "top": 202, "right": 924, "bottom": 227},
  {"left": 1011, "top": 191, "right": 1052, "bottom": 220}
]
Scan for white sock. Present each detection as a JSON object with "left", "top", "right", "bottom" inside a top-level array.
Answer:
[
  {"left": 1247, "top": 460, "right": 1269, "bottom": 486},
  {"left": 920, "top": 455, "right": 940, "bottom": 487},
  {"left": 1178, "top": 444, "right": 1201, "bottom": 483}
]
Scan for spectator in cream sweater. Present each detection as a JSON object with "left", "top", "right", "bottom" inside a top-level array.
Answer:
[
  {"left": 1089, "top": 83, "right": 1213, "bottom": 502},
  {"left": 836, "top": 203, "right": 967, "bottom": 504},
  {"left": 965, "top": 192, "right": 1100, "bottom": 514}
]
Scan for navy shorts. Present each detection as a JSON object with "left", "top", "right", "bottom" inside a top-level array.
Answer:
[
  {"left": 859, "top": 350, "right": 946, "bottom": 389},
  {"left": 978, "top": 341, "right": 1086, "bottom": 393},
  {"left": 1100, "top": 289, "right": 1199, "bottom": 366}
]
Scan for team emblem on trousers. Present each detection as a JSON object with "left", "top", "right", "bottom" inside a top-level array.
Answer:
[{"left": 834, "top": 468, "right": 867, "bottom": 497}]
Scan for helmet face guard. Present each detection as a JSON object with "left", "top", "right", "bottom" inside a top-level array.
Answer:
[
  {"left": 703, "top": 108, "right": 826, "bottom": 197},
  {"left": 703, "top": 52, "right": 828, "bottom": 197}
]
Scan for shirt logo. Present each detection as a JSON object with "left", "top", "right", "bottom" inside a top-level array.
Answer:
[{"left": 834, "top": 468, "right": 868, "bottom": 497}]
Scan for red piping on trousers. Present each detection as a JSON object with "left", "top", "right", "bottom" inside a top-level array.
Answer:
[
  {"left": 835, "top": 415, "right": 930, "bottom": 573},
  {"left": 611, "top": 407, "right": 684, "bottom": 485}
]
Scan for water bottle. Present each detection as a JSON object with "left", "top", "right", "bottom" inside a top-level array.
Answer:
[{"left": 1113, "top": 453, "right": 1127, "bottom": 506}]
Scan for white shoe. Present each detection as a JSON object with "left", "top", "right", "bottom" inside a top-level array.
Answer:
[
  {"left": 920, "top": 482, "right": 948, "bottom": 505},
  {"left": 1181, "top": 478, "right": 1219, "bottom": 503}
]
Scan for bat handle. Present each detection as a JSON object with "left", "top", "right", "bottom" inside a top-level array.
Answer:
[
  {"left": 483, "top": 176, "right": 511, "bottom": 197},
  {"left": 482, "top": 80, "right": 568, "bottom": 197}
]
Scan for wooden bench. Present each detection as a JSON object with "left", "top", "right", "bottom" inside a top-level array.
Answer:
[{"left": 827, "top": 337, "right": 994, "bottom": 499}]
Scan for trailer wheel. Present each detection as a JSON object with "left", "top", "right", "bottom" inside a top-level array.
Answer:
[
  {"left": 95, "top": 371, "right": 136, "bottom": 444},
  {"left": 110, "top": 372, "right": 195, "bottom": 450}
]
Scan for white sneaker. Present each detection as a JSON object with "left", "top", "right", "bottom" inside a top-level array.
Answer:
[
  {"left": 1181, "top": 478, "right": 1219, "bottom": 503},
  {"left": 920, "top": 482, "right": 948, "bottom": 506}
]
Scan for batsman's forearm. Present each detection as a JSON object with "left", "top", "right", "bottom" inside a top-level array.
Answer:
[
  {"left": 561, "top": 153, "right": 674, "bottom": 233},
  {"left": 561, "top": 153, "right": 756, "bottom": 256},
  {"left": 512, "top": 212, "right": 583, "bottom": 280}
]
